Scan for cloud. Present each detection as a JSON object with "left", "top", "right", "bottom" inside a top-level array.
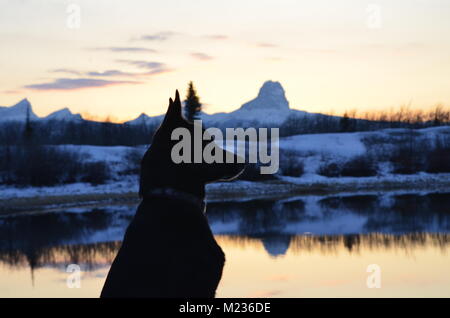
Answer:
[
  {"left": 142, "top": 68, "right": 172, "bottom": 75},
  {"left": 256, "top": 42, "right": 278, "bottom": 48},
  {"left": 89, "top": 67, "right": 171, "bottom": 77},
  {"left": 24, "top": 78, "right": 140, "bottom": 91},
  {"left": 2, "top": 89, "right": 22, "bottom": 94},
  {"left": 204, "top": 34, "right": 229, "bottom": 40},
  {"left": 50, "top": 68, "right": 83, "bottom": 75},
  {"left": 191, "top": 52, "right": 214, "bottom": 61},
  {"left": 86, "top": 70, "right": 136, "bottom": 77},
  {"left": 116, "top": 60, "right": 172, "bottom": 75},
  {"left": 118, "top": 60, "right": 165, "bottom": 69},
  {"left": 139, "top": 31, "right": 176, "bottom": 41},
  {"left": 46, "top": 61, "right": 172, "bottom": 85},
  {"left": 89, "top": 47, "right": 157, "bottom": 53},
  {"left": 50, "top": 65, "right": 170, "bottom": 79}
]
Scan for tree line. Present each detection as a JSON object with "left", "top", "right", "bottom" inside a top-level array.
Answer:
[{"left": 1, "top": 82, "right": 449, "bottom": 146}]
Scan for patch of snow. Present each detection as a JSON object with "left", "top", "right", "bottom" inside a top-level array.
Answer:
[
  {"left": 0, "top": 178, "right": 139, "bottom": 200},
  {"left": 1, "top": 126, "right": 450, "bottom": 204},
  {"left": 280, "top": 132, "right": 365, "bottom": 157}
]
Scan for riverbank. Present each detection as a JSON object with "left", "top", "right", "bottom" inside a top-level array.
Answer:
[{"left": 1, "top": 172, "right": 450, "bottom": 214}]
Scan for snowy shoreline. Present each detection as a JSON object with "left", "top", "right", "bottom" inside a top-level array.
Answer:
[
  {"left": 2, "top": 125, "right": 450, "bottom": 214},
  {"left": 1, "top": 173, "right": 450, "bottom": 214}
]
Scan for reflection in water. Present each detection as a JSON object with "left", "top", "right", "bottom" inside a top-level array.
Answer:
[
  {"left": 3, "top": 234, "right": 450, "bottom": 272},
  {"left": 261, "top": 236, "right": 292, "bottom": 257},
  {"left": 1, "top": 192, "right": 450, "bottom": 297},
  {"left": 217, "top": 233, "right": 450, "bottom": 255}
]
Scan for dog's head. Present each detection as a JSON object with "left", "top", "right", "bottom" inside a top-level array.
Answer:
[{"left": 139, "top": 90, "right": 245, "bottom": 197}]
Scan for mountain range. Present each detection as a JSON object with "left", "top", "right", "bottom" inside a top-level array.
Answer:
[
  {"left": 0, "top": 81, "right": 319, "bottom": 126},
  {"left": 0, "top": 98, "right": 83, "bottom": 123}
]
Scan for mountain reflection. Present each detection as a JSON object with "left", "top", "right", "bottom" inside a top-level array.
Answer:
[{"left": 0, "top": 192, "right": 449, "bottom": 269}]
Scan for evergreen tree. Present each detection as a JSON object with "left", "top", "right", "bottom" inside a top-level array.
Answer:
[
  {"left": 340, "top": 112, "right": 351, "bottom": 132},
  {"left": 23, "top": 106, "right": 33, "bottom": 145},
  {"left": 184, "top": 81, "right": 202, "bottom": 122},
  {"left": 340, "top": 111, "right": 357, "bottom": 132}
]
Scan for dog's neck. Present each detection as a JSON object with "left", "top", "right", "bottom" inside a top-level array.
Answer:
[{"left": 143, "top": 187, "right": 206, "bottom": 212}]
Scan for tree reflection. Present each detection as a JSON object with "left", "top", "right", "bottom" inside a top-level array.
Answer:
[{"left": 0, "top": 192, "right": 450, "bottom": 268}]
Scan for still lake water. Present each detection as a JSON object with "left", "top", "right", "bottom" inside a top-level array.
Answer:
[{"left": 1, "top": 191, "right": 450, "bottom": 297}]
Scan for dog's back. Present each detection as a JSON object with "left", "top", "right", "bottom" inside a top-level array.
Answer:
[{"left": 101, "top": 197, "right": 225, "bottom": 298}]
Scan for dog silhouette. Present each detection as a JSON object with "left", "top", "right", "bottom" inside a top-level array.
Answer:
[{"left": 100, "top": 91, "right": 245, "bottom": 298}]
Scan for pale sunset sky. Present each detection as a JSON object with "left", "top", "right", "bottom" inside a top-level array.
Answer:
[{"left": 1, "top": 0, "right": 450, "bottom": 122}]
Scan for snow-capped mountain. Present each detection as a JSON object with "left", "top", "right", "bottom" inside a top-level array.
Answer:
[
  {"left": 0, "top": 98, "right": 38, "bottom": 122},
  {"left": 125, "top": 113, "right": 164, "bottom": 126},
  {"left": 44, "top": 108, "right": 83, "bottom": 122},
  {"left": 201, "top": 80, "right": 314, "bottom": 126},
  {"left": 124, "top": 80, "right": 302, "bottom": 127},
  {"left": 241, "top": 80, "right": 290, "bottom": 111},
  {"left": 0, "top": 99, "right": 83, "bottom": 123},
  {"left": 0, "top": 81, "right": 320, "bottom": 126},
  {"left": 203, "top": 80, "right": 292, "bottom": 125}
]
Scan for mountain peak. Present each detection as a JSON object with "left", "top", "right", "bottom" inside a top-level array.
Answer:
[
  {"left": 125, "top": 112, "right": 164, "bottom": 126},
  {"left": 45, "top": 107, "right": 83, "bottom": 121},
  {"left": 52, "top": 107, "right": 71, "bottom": 115},
  {"left": 13, "top": 98, "right": 32, "bottom": 110},
  {"left": 239, "top": 80, "right": 290, "bottom": 111},
  {"left": 0, "top": 98, "right": 38, "bottom": 122},
  {"left": 133, "top": 113, "right": 149, "bottom": 123},
  {"left": 258, "top": 80, "right": 285, "bottom": 99}
]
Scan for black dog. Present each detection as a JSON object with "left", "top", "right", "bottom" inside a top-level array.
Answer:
[{"left": 100, "top": 91, "right": 245, "bottom": 298}]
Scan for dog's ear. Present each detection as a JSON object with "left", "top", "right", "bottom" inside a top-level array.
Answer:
[
  {"left": 162, "top": 90, "right": 182, "bottom": 125},
  {"left": 174, "top": 89, "right": 181, "bottom": 109}
]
